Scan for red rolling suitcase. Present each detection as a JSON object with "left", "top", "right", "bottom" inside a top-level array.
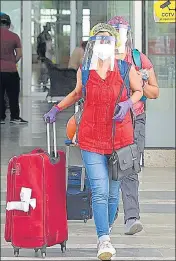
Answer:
[{"left": 4, "top": 122, "right": 68, "bottom": 258}]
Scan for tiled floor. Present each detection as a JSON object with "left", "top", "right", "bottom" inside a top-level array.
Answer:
[{"left": 0, "top": 97, "right": 175, "bottom": 260}]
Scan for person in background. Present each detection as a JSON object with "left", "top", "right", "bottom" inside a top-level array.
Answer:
[
  {"left": 107, "top": 16, "right": 159, "bottom": 235},
  {"left": 37, "top": 22, "right": 52, "bottom": 91},
  {"left": 0, "top": 12, "right": 28, "bottom": 124},
  {"left": 43, "top": 23, "right": 143, "bottom": 260},
  {"left": 37, "top": 22, "right": 52, "bottom": 60},
  {"left": 4, "top": 22, "right": 14, "bottom": 109},
  {"left": 68, "top": 40, "right": 88, "bottom": 70}
]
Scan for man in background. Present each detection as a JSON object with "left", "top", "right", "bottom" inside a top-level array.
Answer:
[
  {"left": 37, "top": 22, "right": 52, "bottom": 60},
  {"left": 0, "top": 12, "right": 28, "bottom": 124},
  {"left": 37, "top": 22, "right": 52, "bottom": 91}
]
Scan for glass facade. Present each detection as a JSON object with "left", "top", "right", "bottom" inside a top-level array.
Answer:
[
  {"left": 145, "top": 1, "right": 175, "bottom": 148},
  {"left": 1, "top": 1, "right": 21, "bottom": 37},
  {"left": 107, "top": 1, "right": 134, "bottom": 28},
  {"left": 31, "top": 0, "right": 115, "bottom": 90},
  {"left": 31, "top": 0, "right": 71, "bottom": 66},
  {"left": 31, "top": 0, "right": 71, "bottom": 90},
  {"left": 76, "top": 1, "right": 108, "bottom": 44}
]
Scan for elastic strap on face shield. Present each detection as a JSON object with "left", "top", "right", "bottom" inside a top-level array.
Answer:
[
  {"left": 89, "top": 35, "right": 120, "bottom": 51},
  {"left": 89, "top": 35, "right": 116, "bottom": 42},
  {"left": 112, "top": 24, "right": 130, "bottom": 31},
  {"left": 82, "top": 59, "right": 91, "bottom": 97}
]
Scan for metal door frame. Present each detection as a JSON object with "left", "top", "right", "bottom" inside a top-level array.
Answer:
[{"left": 21, "top": 1, "right": 32, "bottom": 96}]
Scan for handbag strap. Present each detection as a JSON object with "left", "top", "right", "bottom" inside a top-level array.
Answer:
[{"left": 112, "top": 63, "right": 131, "bottom": 152}]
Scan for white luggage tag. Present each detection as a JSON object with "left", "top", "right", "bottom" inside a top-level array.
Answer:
[{"left": 6, "top": 187, "right": 36, "bottom": 212}]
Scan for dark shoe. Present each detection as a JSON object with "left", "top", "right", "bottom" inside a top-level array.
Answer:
[
  {"left": 10, "top": 117, "right": 28, "bottom": 124},
  {"left": 0, "top": 119, "right": 5, "bottom": 124},
  {"left": 43, "top": 85, "right": 47, "bottom": 92}
]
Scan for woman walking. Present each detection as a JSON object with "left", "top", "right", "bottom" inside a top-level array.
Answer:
[{"left": 44, "top": 23, "right": 143, "bottom": 260}]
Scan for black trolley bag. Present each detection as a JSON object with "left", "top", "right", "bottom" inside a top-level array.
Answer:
[
  {"left": 65, "top": 140, "right": 92, "bottom": 223},
  {"left": 45, "top": 59, "right": 77, "bottom": 101}
]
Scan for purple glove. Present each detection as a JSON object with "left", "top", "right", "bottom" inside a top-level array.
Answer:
[
  {"left": 113, "top": 99, "right": 133, "bottom": 122},
  {"left": 43, "top": 106, "right": 60, "bottom": 123}
]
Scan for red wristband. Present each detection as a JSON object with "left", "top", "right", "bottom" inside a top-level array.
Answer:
[{"left": 54, "top": 105, "right": 62, "bottom": 112}]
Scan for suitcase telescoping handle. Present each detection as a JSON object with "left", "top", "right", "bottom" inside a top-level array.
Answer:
[{"left": 46, "top": 118, "right": 57, "bottom": 158}]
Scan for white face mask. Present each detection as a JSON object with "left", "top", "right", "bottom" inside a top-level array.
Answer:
[{"left": 93, "top": 44, "right": 114, "bottom": 60}]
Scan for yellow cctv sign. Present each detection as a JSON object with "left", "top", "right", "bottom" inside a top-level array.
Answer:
[{"left": 154, "top": 0, "right": 176, "bottom": 22}]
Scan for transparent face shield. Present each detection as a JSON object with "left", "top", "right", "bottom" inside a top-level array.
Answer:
[
  {"left": 82, "top": 36, "right": 116, "bottom": 72},
  {"left": 115, "top": 24, "right": 133, "bottom": 54}
]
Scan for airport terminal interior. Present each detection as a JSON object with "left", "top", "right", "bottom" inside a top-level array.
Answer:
[{"left": 1, "top": 0, "right": 175, "bottom": 260}]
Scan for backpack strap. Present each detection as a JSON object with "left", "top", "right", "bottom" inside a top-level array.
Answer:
[
  {"left": 132, "top": 49, "right": 142, "bottom": 69},
  {"left": 132, "top": 49, "right": 147, "bottom": 102},
  {"left": 81, "top": 60, "right": 91, "bottom": 97},
  {"left": 81, "top": 69, "right": 89, "bottom": 97},
  {"left": 117, "top": 60, "right": 130, "bottom": 98}
]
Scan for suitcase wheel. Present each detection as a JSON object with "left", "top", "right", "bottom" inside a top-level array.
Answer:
[
  {"left": 61, "top": 241, "right": 67, "bottom": 253},
  {"left": 34, "top": 249, "right": 39, "bottom": 257},
  {"left": 40, "top": 248, "right": 47, "bottom": 259},
  {"left": 14, "top": 248, "right": 19, "bottom": 257},
  {"left": 84, "top": 218, "right": 88, "bottom": 223},
  {"left": 41, "top": 252, "right": 46, "bottom": 259}
]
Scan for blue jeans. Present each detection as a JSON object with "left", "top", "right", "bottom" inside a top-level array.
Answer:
[{"left": 81, "top": 150, "right": 120, "bottom": 238}]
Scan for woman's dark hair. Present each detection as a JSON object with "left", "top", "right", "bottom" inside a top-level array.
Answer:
[{"left": 81, "top": 41, "right": 88, "bottom": 51}]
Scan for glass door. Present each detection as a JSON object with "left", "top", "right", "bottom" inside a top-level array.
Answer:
[
  {"left": 76, "top": 1, "right": 108, "bottom": 45},
  {"left": 144, "top": 0, "right": 175, "bottom": 147},
  {"left": 31, "top": 0, "right": 71, "bottom": 93}
]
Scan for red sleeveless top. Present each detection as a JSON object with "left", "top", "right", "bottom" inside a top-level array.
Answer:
[{"left": 78, "top": 67, "right": 134, "bottom": 154}]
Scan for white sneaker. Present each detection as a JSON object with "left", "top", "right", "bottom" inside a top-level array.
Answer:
[
  {"left": 97, "top": 240, "right": 116, "bottom": 260},
  {"left": 124, "top": 219, "right": 143, "bottom": 235}
]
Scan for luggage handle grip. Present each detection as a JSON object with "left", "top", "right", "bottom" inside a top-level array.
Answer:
[{"left": 46, "top": 121, "right": 57, "bottom": 158}]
